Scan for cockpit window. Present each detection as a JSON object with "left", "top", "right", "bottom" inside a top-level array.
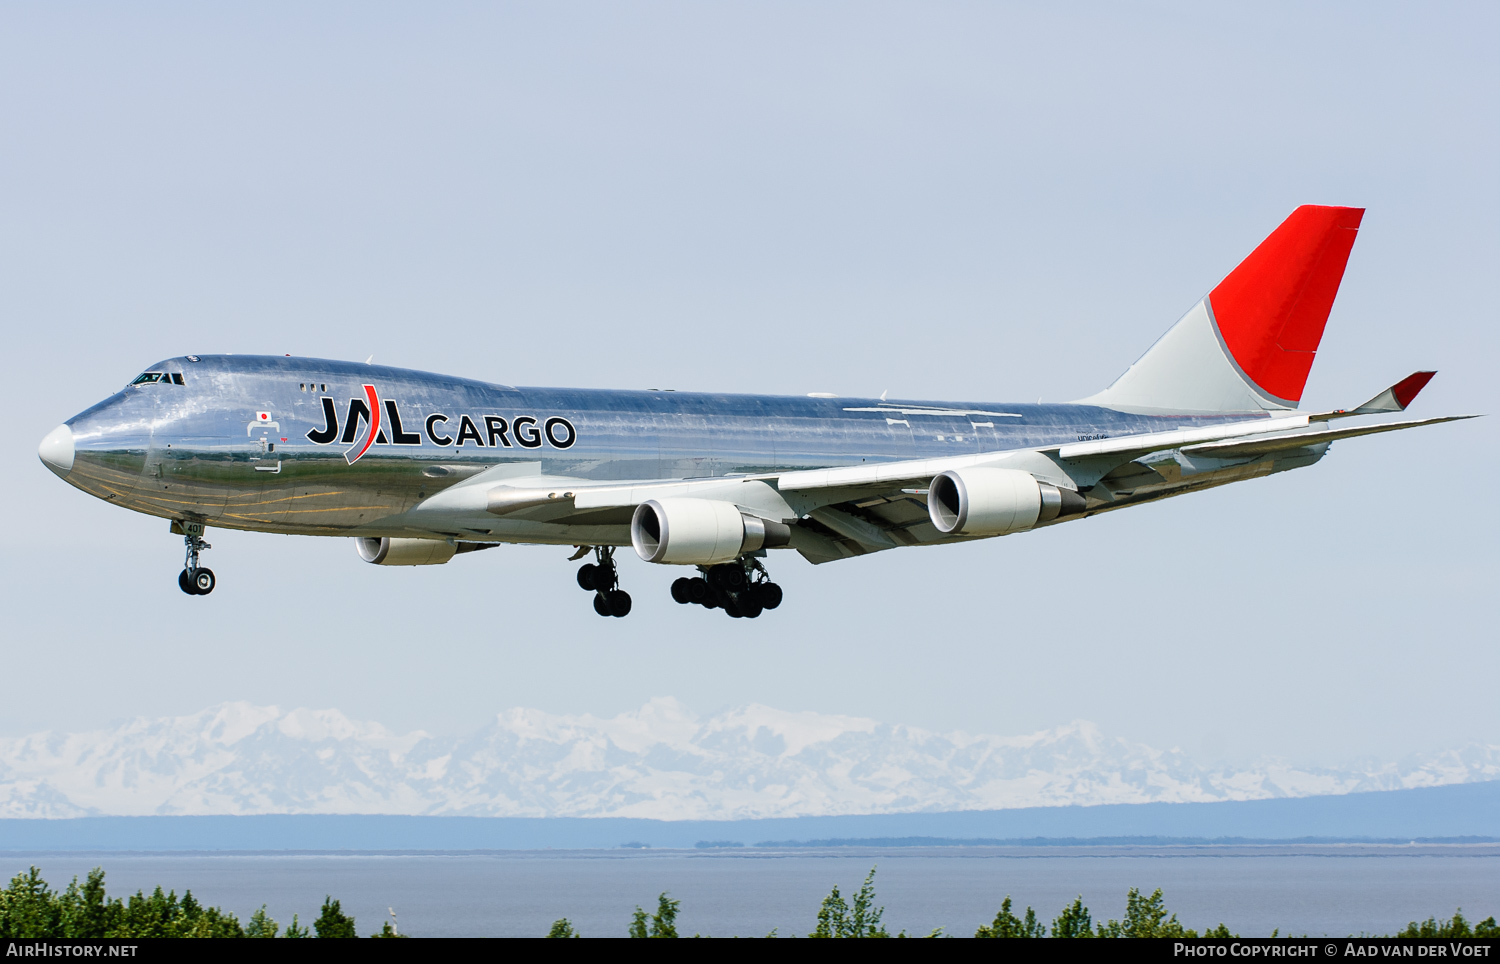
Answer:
[{"left": 128, "top": 372, "right": 184, "bottom": 386}]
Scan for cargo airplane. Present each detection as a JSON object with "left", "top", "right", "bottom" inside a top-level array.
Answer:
[{"left": 38, "top": 206, "right": 1471, "bottom": 618}]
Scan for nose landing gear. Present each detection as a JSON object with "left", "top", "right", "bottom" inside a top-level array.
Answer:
[
  {"left": 672, "top": 558, "right": 782, "bottom": 619},
  {"left": 175, "top": 520, "right": 215, "bottom": 596},
  {"left": 574, "top": 546, "right": 631, "bottom": 617}
]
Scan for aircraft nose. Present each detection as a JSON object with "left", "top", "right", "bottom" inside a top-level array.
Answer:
[{"left": 38, "top": 424, "right": 75, "bottom": 478}]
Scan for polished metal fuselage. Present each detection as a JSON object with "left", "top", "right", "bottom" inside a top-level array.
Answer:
[{"left": 59, "top": 355, "right": 1288, "bottom": 547}]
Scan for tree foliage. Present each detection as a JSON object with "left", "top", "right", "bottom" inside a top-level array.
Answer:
[
  {"left": 975, "top": 896, "right": 1046, "bottom": 938},
  {"left": 0, "top": 866, "right": 375, "bottom": 938},
  {"left": 1397, "top": 910, "right": 1500, "bottom": 938},
  {"left": 810, "top": 867, "right": 889, "bottom": 938},
  {"left": 313, "top": 896, "right": 358, "bottom": 938},
  {"left": 547, "top": 917, "right": 580, "bottom": 937},
  {"left": 0, "top": 866, "right": 241, "bottom": 938},
  {"left": 629, "top": 893, "right": 680, "bottom": 937},
  {"left": 1096, "top": 887, "right": 1191, "bottom": 938},
  {"left": 1051, "top": 896, "right": 1094, "bottom": 938},
  {"left": 247, "top": 906, "right": 279, "bottom": 938}
]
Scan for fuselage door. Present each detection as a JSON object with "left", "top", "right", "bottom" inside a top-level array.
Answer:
[{"left": 248, "top": 412, "right": 283, "bottom": 474}]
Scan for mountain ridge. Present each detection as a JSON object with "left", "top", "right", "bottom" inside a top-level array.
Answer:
[{"left": 2, "top": 699, "right": 1496, "bottom": 820}]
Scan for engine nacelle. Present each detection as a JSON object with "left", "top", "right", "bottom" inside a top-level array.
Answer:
[
  {"left": 927, "top": 468, "right": 1085, "bottom": 536},
  {"left": 631, "top": 499, "right": 792, "bottom": 565},
  {"left": 356, "top": 537, "right": 457, "bottom": 566}
]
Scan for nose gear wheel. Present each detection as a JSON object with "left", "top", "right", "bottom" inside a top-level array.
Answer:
[{"left": 176, "top": 521, "right": 216, "bottom": 596}]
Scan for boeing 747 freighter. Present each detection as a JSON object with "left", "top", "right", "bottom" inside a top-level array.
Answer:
[{"left": 38, "top": 206, "right": 1471, "bottom": 617}]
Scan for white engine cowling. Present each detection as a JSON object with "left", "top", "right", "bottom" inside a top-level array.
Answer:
[
  {"left": 631, "top": 499, "right": 791, "bottom": 565},
  {"left": 356, "top": 537, "right": 457, "bottom": 566},
  {"left": 928, "top": 468, "right": 1084, "bottom": 536}
]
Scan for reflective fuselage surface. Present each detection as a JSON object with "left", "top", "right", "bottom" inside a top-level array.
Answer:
[{"left": 58, "top": 355, "right": 1262, "bottom": 544}]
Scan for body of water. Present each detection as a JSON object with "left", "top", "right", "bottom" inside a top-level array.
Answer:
[{"left": 4, "top": 845, "right": 1497, "bottom": 938}]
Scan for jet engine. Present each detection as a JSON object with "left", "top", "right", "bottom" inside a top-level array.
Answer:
[
  {"left": 927, "top": 468, "right": 1085, "bottom": 536},
  {"left": 631, "top": 499, "right": 791, "bottom": 565},
  {"left": 355, "top": 537, "right": 457, "bottom": 566}
]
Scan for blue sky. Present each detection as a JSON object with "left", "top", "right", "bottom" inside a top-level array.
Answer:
[{"left": 1, "top": 2, "right": 1494, "bottom": 770}]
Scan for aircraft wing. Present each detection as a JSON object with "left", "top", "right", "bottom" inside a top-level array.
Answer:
[
  {"left": 1178, "top": 415, "right": 1471, "bottom": 459},
  {"left": 766, "top": 373, "right": 1472, "bottom": 562},
  {"left": 430, "top": 374, "right": 1473, "bottom": 565},
  {"left": 779, "top": 372, "right": 1469, "bottom": 493}
]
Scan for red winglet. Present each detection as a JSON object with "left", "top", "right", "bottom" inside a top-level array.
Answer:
[
  {"left": 1209, "top": 205, "right": 1365, "bottom": 404},
  {"left": 1391, "top": 371, "right": 1437, "bottom": 409}
]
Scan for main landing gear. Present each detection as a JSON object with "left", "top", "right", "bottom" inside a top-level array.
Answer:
[
  {"left": 176, "top": 521, "right": 216, "bottom": 596},
  {"left": 575, "top": 546, "right": 632, "bottom": 618},
  {"left": 671, "top": 558, "right": 783, "bottom": 619}
]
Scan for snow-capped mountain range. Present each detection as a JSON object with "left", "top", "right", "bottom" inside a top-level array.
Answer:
[{"left": 1, "top": 699, "right": 1496, "bottom": 820}]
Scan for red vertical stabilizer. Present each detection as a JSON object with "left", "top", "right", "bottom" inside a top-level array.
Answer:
[{"left": 1209, "top": 205, "right": 1364, "bottom": 404}]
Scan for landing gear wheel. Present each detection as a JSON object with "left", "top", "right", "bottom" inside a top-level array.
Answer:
[
  {"left": 177, "top": 522, "right": 214, "bottom": 596},
  {"left": 189, "top": 567, "right": 215, "bottom": 595},
  {"left": 707, "top": 564, "right": 746, "bottom": 593},
  {"left": 755, "top": 582, "right": 783, "bottom": 610},
  {"left": 738, "top": 594, "right": 763, "bottom": 619},
  {"left": 723, "top": 597, "right": 743, "bottom": 618},
  {"left": 579, "top": 546, "right": 629, "bottom": 617},
  {"left": 687, "top": 577, "right": 709, "bottom": 603},
  {"left": 595, "top": 590, "right": 632, "bottom": 617},
  {"left": 671, "top": 577, "right": 693, "bottom": 604}
]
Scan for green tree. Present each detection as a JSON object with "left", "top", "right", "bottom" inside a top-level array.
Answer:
[
  {"left": 313, "top": 896, "right": 358, "bottom": 938},
  {"left": 629, "top": 893, "right": 680, "bottom": 937},
  {"left": 1052, "top": 896, "right": 1095, "bottom": 938},
  {"left": 58, "top": 869, "right": 111, "bottom": 938},
  {"left": 0, "top": 867, "right": 60, "bottom": 938},
  {"left": 811, "top": 868, "right": 889, "bottom": 938},
  {"left": 118, "top": 886, "right": 178, "bottom": 938},
  {"left": 283, "top": 913, "right": 311, "bottom": 938},
  {"left": 1097, "top": 888, "right": 1191, "bottom": 938},
  {"left": 976, "top": 896, "right": 1046, "bottom": 937},
  {"left": 246, "top": 906, "right": 278, "bottom": 938},
  {"left": 547, "top": 918, "right": 579, "bottom": 937},
  {"left": 1396, "top": 910, "right": 1494, "bottom": 938}
]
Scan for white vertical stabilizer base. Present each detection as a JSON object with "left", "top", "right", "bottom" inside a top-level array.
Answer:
[{"left": 1078, "top": 299, "right": 1294, "bottom": 415}]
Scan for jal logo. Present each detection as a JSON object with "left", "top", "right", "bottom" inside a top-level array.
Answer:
[{"left": 305, "top": 383, "right": 577, "bottom": 464}]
